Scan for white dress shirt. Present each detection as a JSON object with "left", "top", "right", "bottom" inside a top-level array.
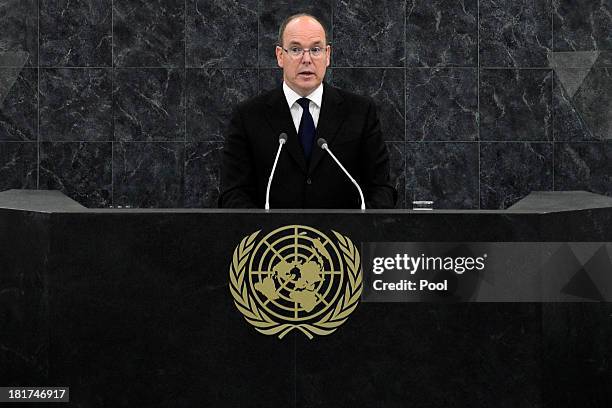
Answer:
[{"left": 282, "top": 82, "right": 323, "bottom": 133}]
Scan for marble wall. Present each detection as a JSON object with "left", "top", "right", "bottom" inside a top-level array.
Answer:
[{"left": 0, "top": 0, "right": 610, "bottom": 209}]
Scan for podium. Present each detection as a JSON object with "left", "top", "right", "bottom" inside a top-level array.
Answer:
[{"left": 1, "top": 189, "right": 612, "bottom": 407}]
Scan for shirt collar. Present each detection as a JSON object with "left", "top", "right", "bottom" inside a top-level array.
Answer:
[{"left": 283, "top": 82, "right": 324, "bottom": 109}]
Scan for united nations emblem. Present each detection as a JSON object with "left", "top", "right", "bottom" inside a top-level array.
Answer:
[{"left": 229, "top": 225, "right": 362, "bottom": 339}]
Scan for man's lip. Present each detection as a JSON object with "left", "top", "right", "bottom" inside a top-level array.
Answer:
[{"left": 299, "top": 72, "right": 315, "bottom": 75}]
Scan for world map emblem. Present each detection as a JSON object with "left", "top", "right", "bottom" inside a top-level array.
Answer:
[{"left": 229, "top": 225, "right": 363, "bottom": 339}]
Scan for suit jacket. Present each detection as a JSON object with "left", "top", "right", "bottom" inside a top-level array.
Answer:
[{"left": 219, "top": 82, "right": 397, "bottom": 209}]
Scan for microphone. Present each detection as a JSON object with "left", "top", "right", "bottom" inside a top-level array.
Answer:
[
  {"left": 317, "top": 138, "right": 366, "bottom": 210},
  {"left": 265, "top": 132, "right": 288, "bottom": 210}
]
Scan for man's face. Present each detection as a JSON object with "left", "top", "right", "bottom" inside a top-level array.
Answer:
[{"left": 275, "top": 16, "right": 331, "bottom": 96}]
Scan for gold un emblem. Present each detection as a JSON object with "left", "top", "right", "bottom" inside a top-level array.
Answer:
[{"left": 229, "top": 225, "right": 363, "bottom": 339}]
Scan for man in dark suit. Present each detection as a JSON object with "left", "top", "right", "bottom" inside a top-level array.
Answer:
[{"left": 219, "top": 13, "right": 396, "bottom": 209}]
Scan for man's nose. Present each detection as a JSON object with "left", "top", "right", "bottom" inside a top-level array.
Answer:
[{"left": 301, "top": 51, "right": 313, "bottom": 63}]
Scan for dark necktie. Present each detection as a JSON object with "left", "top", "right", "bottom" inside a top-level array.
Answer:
[{"left": 296, "top": 97, "right": 315, "bottom": 161}]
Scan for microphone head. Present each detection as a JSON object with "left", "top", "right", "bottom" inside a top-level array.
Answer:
[
  {"left": 317, "top": 138, "right": 328, "bottom": 149},
  {"left": 278, "top": 132, "right": 288, "bottom": 144}
]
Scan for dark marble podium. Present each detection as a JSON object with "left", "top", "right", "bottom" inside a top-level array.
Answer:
[{"left": 1, "top": 189, "right": 612, "bottom": 408}]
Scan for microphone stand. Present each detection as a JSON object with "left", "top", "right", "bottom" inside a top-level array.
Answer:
[
  {"left": 265, "top": 133, "right": 288, "bottom": 210},
  {"left": 317, "top": 138, "right": 366, "bottom": 211}
]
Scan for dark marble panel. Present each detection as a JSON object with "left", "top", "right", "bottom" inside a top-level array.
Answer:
[
  {"left": 406, "top": 142, "right": 479, "bottom": 209},
  {"left": 258, "top": 67, "right": 284, "bottom": 92},
  {"left": 113, "top": 142, "right": 184, "bottom": 207},
  {"left": 0, "top": 0, "right": 38, "bottom": 67},
  {"left": 480, "top": 69, "right": 552, "bottom": 141},
  {"left": 406, "top": 68, "right": 477, "bottom": 141},
  {"left": 184, "top": 141, "right": 222, "bottom": 207},
  {"left": 0, "top": 68, "right": 37, "bottom": 141},
  {"left": 333, "top": 68, "right": 404, "bottom": 142},
  {"left": 0, "top": 142, "right": 37, "bottom": 191},
  {"left": 555, "top": 142, "right": 612, "bottom": 197},
  {"left": 334, "top": 0, "right": 405, "bottom": 67},
  {"left": 479, "top": 0, "right": 552, "bottom": 67},
  {"left": 114, "top": 68, "right": 185, "bottom": 141},
  {"left": 39, "top": 0, "right": 112, "bottom": 67},
  {"left": 39, "top": 68, "right": 113, "bottom": 141},
  {"left": 553, "top": 0, "right": 612, "bottom": 53},
  {"left": 386, "top": 141, "right": 405, "bottom": 209},
  {"left": 114, "top": 0, "right": 185, "bottom": 67},
  {"left": 259, "top": 0, "right": 332, "bottom": 67},
  {"left": 186, "top": 0, "right": 258, "bottom": 68},
  {"left": 406, "top": 0, "right": 478, "bottom": 67},
  {"left": 39, "top": 142, "right": 112, "bottom": 208},
  {"left": 480, "top": 142, "right": 553, "bottom": 209},
  {"left": 296, "top": 304, "right": 542, "bottom": 407},
  {"left": 569, "top": 68, "right": 612, "bottom": 140},
  {"left": 186, "top": 68, "right": 258, "bottom": 142}
]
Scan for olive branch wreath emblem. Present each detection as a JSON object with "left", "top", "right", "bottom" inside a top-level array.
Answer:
[{"left": 229, "top": 227, "right": 363, "bottom": 339}]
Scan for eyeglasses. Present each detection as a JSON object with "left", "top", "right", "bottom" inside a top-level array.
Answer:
[{"left": 280, "top": 46, "right": 327, "bottom": 59}]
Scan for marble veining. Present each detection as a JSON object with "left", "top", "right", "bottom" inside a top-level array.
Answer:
[
  {"left": 113, "top": 142, "right": 184, "bottom": 207},
  {"left": 186, "top": 0, "right": 258, "bottom": 68},
  {"left": 406, "top": 68, "right": 478, "bottom": 141},
  {"left": 39, "top": 142, "right": 112, "bottom": 208},
  {"left": 406, "top": 0, "right": 478, "bottom": 67},
  {"left": 386, "top": 141, "right": 405, "bottom": 209},
  {"left": 480, "top": 69, "right": 552, "bottom": 141},
  {"left": 184, "top": 142, "right": 223, "bottom": 207},
  {"left": 480, "top": 142, "right": 553, "bottom": 209},
  {"left": 553, "top": 0, "right": 612, "bottom": 53},
  {"left": 406, "top": 142, "right": 479, "bottom": 209},
  {"left": 0, "top": 0, "right": 38, "bottom": 67},
  {"left": 0, "top": 0, "right": 610, "bottom": 206},
  {"left": 0, "top": 142, "right": 37, "bottom": 190},
  {"left": 186, "top": 68, "right": 258, "bottom": 142},
  {"left": 0, "top": 68, "right": 37, "bottom": 141},
  {"left": 333, "top": 0, "right": 405, "bottom": 67},
  {"left": 113, "top": 0, "right": 185, "bottom": 67},
  {"left": 39, "top": 68, "right": 113, "bottom": 141},
  {"left": 479, "top": 0, "right": 552, "bottom": 67},
  {"left": 554, "top": 69, "right": 602, "bottom": 141},
  {"left": 114, "top": 68, "right": 185, "bottom": 141},
  {"left": 39, "top": 0, "right": 112, "bottom": 67},
  {"left": 555, "top": 142, "right": 612, "bottom": 196},
  {"left": 332, "top": 68, "right": 404, "bottom": 141}
]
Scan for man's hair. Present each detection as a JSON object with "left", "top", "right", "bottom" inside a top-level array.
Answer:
[{"left": 277, "top": 13, "right": 329, "bottom": 47}]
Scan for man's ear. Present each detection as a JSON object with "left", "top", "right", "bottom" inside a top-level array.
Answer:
[
  {"left": 326, "top": 45, "right": 331, "bottom": 67},
  {"left": 276, "top": 46, "right": 284, "bottom": 68}
]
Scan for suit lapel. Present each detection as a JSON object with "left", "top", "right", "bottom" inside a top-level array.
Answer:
[
  {"left": 309, "top": 83, "right": 346, "bottom": 174},
  {"left": 264, "top": 88, "right": 307, "bottom": 174}
]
